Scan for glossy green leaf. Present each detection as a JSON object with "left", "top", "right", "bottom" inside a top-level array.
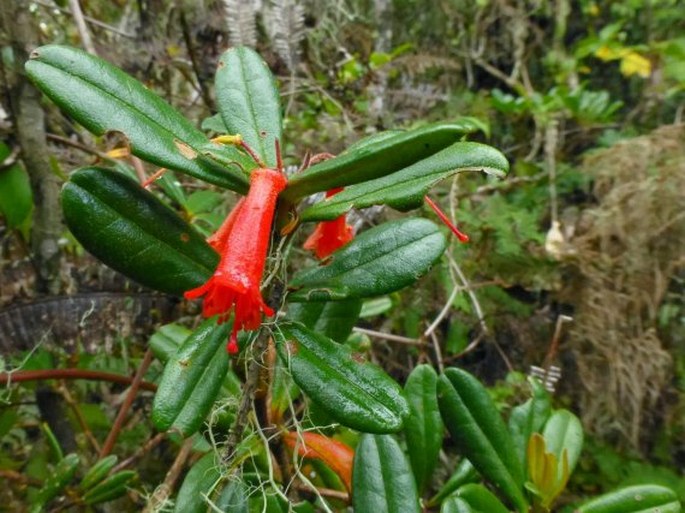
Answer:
[
  {"left": 61, "top": 167, "right": 217, "bottom": 295},
  {"left": 0, "top": 142, "right": 32, "bottom": 228},
  {"left": 214, "top": 480, "right": 249, "bottom": 513},
  {"left": 403, "top": 364, "right": 444, "bottom": 494},
  {"left": 287, "top": 299, "right": 362, "bottom": 342},
  {"left": 508, "top": 377, "right": 552, "bottom": 469},
  {"left": 455, "top": 483, "right": 511, "bottom": 513},
  {"left": 428, "top": 459, "right": 479, "bottom": 507},
  {"left": 215, "top": 47, "right": 282, "bottom": 167},
  {"left": 79, "top": 455, "right": 118, "bottom": 490},
  {"left": 26, "top": 45, "right": 252, "bottom": 191},
  {"left": 289, "top": 218, "right": 446, "bottom": 302},
  {"left": 32, "top": 453, "right": 79, "bottom": 511},
  {"left": 82, "top": 470, "right": 136, "bottom": 505},
  {"left": 542, "top": 409, "right": 584, "bottom": 475},
  {"left": 149, "top": 323, "right": 193, "bottom": 363},
  {"left": 352, "top": 434, "right": 421, "bottom": 513},
  {"left": 174, "top": 452, "right": 220, "bottom": 513},
  {"left": 269, "top": 355, "right": 301, "bottom": 424},
  {"left": 300, "top": 142, "right": 508, "bottom": 221},
  {"left": 441, "top": 496, "right": 473, "bottom": 513},
  {"left": 576, "top": 485, "right": 681, "bottom": 513},
  {"left": 274, "top": 321, "right": 409, "bottom": 433},
  {"left": 283, "top": 121, "right": 484, "bottom": 201},
  {"left": 152, "top": 320, "right": 231, "bottom": 436},
  {"left": 437, "top": 368, "right": 527, "bottom": 513}
]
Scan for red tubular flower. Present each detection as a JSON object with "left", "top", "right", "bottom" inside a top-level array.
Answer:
[
  {"left": 184, "top": 168, "right": 287, "bottom": 353},
  {"left": 303, "top": 188, "right": 355, "bottom": 259}
]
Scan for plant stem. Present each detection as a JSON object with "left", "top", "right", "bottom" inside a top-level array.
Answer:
[
  {"left": 1, "top": 369, "right": 157, "bottom": 392},
  {"left": 100, "top": 349, "right": 154, "bottom": 457}
]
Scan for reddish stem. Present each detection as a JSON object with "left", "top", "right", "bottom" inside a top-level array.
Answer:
[
  {"left": 100, "top": 349, "right": 155, "bottom": 457},
  {"left": 424, "top": 195, "right": 470, "bottom": 243},
  {"left": 1, "top": 369, "right": 157, "bottom": 392}
]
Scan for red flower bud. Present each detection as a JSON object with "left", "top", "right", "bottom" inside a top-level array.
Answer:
[
  {"left": 303, "top": 188, "right": 355, "bottom": 259},
  {"left": 185, "top": 168, "right": 287, "bottom": 353}
]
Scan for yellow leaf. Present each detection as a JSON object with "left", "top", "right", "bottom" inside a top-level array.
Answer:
[
  {"left": 620, "top": 52, "right": 651, "bottom": 78},
  {"left": 595, "top": 45, "right": 620, "bottom": 61}
]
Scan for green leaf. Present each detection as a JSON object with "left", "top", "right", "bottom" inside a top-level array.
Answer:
[
  {"left": 79, "top": 455, "right": 118, "bottom": 491},
  {"left": 542, "top": 409, "right": 584, "bottom": 475},
  {"left": 441, "top": 496, "right": 474, "bottom": 513},
  {"left": 269, "top": 355, "right": 301, "bottom": 424},
  {"left": 429, "top": 460, "right": 479, "bottom": 507},
  {"left": 174, "top": 452, "right": 220, "bottom": 513},
  {"left": 152, "top": 319, "right": 231, "bottom": 436},
  {"left": 33, "top": 453, "right": 80, "bottom": 511},
  {"left": 360, "top": 296, "right": 394, "bottom": 318},
  {"left": 352, "top": 434, "right": 421, "bottom": 513},
  {"left": 576, "top": 485, "right": 681, "bottom": 513},
  {"left": 288, "top": 218, "right": 446, "bottom": 302},
  {"left": 287, "top": 299, "right": 362, "bottom": 342},
  {"left": 508, "top": 378, "right": 552, "bottom": 469},
  {"left": 82, "top": 470, "right": 136, "bottom": 505},
  {"left": 214, "top": 480, "right": 249, "bottom": 513},
  {"left": 455, "top": 483, "right": 511, "bottom": 513},
  {"left": 0, "top": 142, "right": 33, "bottom": 228},
  {"left": 437, "top": 368, "right": 527, "bottom": 513},
  {"left": 26, "top": 44, "right": 251, "bottom": 192},
  {"left": 403, "top": 364, "right": 444, "bottom": 494},
  {"left": 274, "top": 321, "right": 409, "bottom": 433},
  {"left": 299, "top": 141, "right": 508, "bottom": 221},
  {"left": 149, "top": 324, "right": 193, "bottom": 363},
  {"left": 215, "top": 47, "right": 282, "bottom": 167},
  {"left": 61, "top": 167, "right": 217, "bottom": 295},
  {"left": 283, "top": 121, "right": 484, "bottom": 201}
]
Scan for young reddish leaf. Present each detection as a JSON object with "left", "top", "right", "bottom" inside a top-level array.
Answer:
[{"left": 283, "top": 431, "right": 354, "bottom": 492}]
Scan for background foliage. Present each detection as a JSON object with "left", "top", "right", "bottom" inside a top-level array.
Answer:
[{"left": 1, "top": 0, "right": 684, "bottom": 511}]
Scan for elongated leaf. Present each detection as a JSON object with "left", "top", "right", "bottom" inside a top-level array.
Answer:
[
  {"left": 403, "top": 364, "right": 444, "bottom": 494},
  {"left": 283, "top": 431, "right": 354, "bottom": 492},
  {"left": 456, "top": 483, "right": 510, "bottom": 513},
  {"left": 508, "top": 378, "right": 552, "bottom": 469},
  {"left": 437, "top": 368, "right": 527, "bottom": 513},
  {"left": 429, "top": 460, "right": 479, "bottom": 507},
  {"left": 61, "top": 167, "right": 217, "bottom": 295},
  {"left": 542, "top": 409, "right": 583, "bottom": 475},
  {"left": 32, "top": 453, "right": 80, "bottom": 511},
  {"left": 441, "top": 497, "right": 473, "bottom": 513},
  {"left": 287, "top": 299, "right": 362, "bottom": 342},
  {"left": 274, "top": 321, "right": 409, "bottom": 433},
  {"left": 174, "top": 452, "right": 220, "bottom": 513},
  {"left": 82, "top": 470, "right": 136, "bottom": 505},
  {"left": 26, "top": 45, "right": 251, "bottom": 191},
  {"left": 215, "top": 47, "right": 282, "bottom": 167},
  {"left": 576, "top": 485, "right": 681, "bottom": 513},
  {"left": 214, "top": 480, "right": 249, "bottom": 513},
  {"left": 300, "top": 142, "right": 508, "bottom": 221},
  {"left": 269, "top": 354, "right": 300, "bottom": 424},
  {"left": 79, "top": 455, "right": 118, "bottom": 491},
  {"left": 288, "top": 218, "right": 446, "bottom": 302},
  {"left": 283, "top": 121, "right": 484, "bottom": 201},
  {"left": 152, "top": 320, "right": 230, "bottom": 436},
  {"left": 352, "top": 434, "right": 421, "bottom": 513},
  {"left": 149, "top": 324, "right": 193, "bottom": 363},
  {"left": 0, "top": 142, "right": 32, "bottom": 228}
]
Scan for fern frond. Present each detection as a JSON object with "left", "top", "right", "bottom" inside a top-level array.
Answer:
[
  {"left": 263, "top": 0, "right": 306, "bottom": 71},
  {"left": 223, "top": 0, "right": 258, "bottom": 47}
]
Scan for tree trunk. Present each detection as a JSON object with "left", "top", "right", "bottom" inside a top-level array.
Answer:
[{"left": 1, "top": 1, "right": 64, "bottom": 295}]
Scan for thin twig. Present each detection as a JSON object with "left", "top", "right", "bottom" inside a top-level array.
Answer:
[
  {"left": 143, "top": 438, "right": 195, "bottom": 513},
  {"left": 67, "top": 0, "right": 97, "bottom": 55},
  {"left": 352, "top": 327, "right": 425, "bottom": 346},
  {"left": 224, "top": 330, "right": 270, "bottom": 463},
  {"left": 46, "top": 133, "right": 113, "bottom": 161},
  {"left": 112, "top": 432, "right": 166, "bottom": 473},
  {"left": 57, "top": 382, "right": 101, "bottom": 453},
  {"left": 1, "top": 369, "right": 157, "bottom": 392},
  {"left": 33, "top": 0, "right": 135, "bottom": 37},
  {"left": 100, "top": 349, "right": 155, "bottom": 457}
]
